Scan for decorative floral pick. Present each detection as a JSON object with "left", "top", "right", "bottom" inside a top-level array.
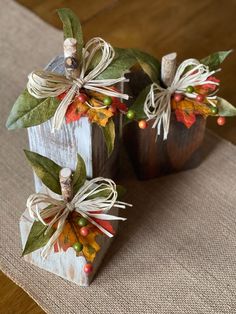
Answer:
[
  {"left": 23, "top": 151, "right": 132, "bottom": 270},
  {"left": 143, "top": 59, "right": 220, "bottom": 139},
  {"left": 125, "top": 50, "right": 236, "bottom": 139},
  {"left": 27, "top": 37, "right": 129, "bottom": 132}
]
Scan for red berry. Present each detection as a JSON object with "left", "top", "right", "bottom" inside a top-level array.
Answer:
[
  {"left": 77, "top": 93, "right": 88, "bottom": 103},
  {"left": 84, "top": 263, "right": 93, "bottom": 274},
  {"left": 196, "top": 94, "right": 205, "bottom": 102},
  {"left": 80, "top": 226, "right": 89, "bottom": 237},
  {"left": 173, "top": 93, "right": 184, "bottom": 102},
  {"left": 217, "top": 116, "right": 226, "bottom": 126},
  {"left": 138, "top": 120, "right": 148, "bottom": 129}
]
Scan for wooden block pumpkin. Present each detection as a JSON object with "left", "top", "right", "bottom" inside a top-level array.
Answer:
[
  {"left": 123, "top": 51, "right": 236, "bottom": 180},
  {"left": 27, "top": 55, "right": 121, "bottom": 191},
  {"left": 20, "top": 152, "right": 131, "bottom": 286}
]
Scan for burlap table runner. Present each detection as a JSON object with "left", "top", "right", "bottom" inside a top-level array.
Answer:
[{"left": 1, "top": 1, "right": 236, "bottom": 313}]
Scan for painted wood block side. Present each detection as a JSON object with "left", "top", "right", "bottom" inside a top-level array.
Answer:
[
  {"left": 20, "top": 204, "right": 119, "bottom": 286},
  {"left": 28, "top": 117, "right": 93, "bottom": 192}
]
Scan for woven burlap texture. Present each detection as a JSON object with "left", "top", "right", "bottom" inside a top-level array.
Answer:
[{"left": 1, "top": 1, "right": 236, "bottom": 313}]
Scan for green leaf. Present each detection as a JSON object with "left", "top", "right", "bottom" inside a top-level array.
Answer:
[
  {"left": 217, "top": 97, "right": 236, "bottom": 116},
  {"left": 95, "top": 48, "right": 160, "bottom": 82},
  {"left": 24, "top": 150, "right": 62, "bottom": 194},
  {"left": 6, "top": 89, "right": 60, "bottom": 129},
  {"left": 116, "top": 185, "right": 126, "bottom": 200},
  {"left": 124, "top": 84, "right": 152, "bottom": 124},
  {"left": 22, "top": 221, "right": 55, "bottom": 256},
  {"left": 72, "top": 154, "right": 87, "bottom": 195},
  {"left": 95, "top": 48, "right": 136, "bottom": 80},
  {"left": 102, "top": 119, "right": 115, "bottom": 156},
  {"left": 57, "top": 8, "right": 83, "bottom": 59},
  {"left": 201, "top": 50, "right": 233, "bottom": 71},
  {"left": 129, "top": 48, "right": 161, "bottom": 82},
  {"left": 86, "top": 184, "right": 125, "bottom": 200}
]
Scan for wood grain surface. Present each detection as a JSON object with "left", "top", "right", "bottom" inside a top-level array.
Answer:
[
  {"left": 2, "top": 0, "right": 236, "bottom": 313},
  {"left": 124, "top": 115, "right": 206, "bottom": 179}
]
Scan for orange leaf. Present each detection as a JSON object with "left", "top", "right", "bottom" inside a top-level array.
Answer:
[
  {"left": 87, "top": 106, "right": 113, "bottom": 127},
  {"left": 172, "top": 98, "right": 211, "bottom": 118},
  {"left": 65, "top": 100, "right": 89, "bottom": 124},
  {"left": 55, "top": 213, "right": 101, "bottom": 263}
]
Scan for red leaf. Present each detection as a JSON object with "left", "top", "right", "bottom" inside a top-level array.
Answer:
[
  {"left": 112, "top": 97, "right": 128, "bottom": 112},
  {"left": 201, "top": 76, "right": 220, "bottom": 92},
  {"left": 92, "top": 218, "right": 115, "bottom": 235},
  {"left": 175, "top": 109, "right": 196, "bottom": 128},
  {"left": 65, "top": 102, "right": 82, "bottom": 123},
  {"left": 57, "top": 91, "right": 68, "bottom": 100},
  {"left": 108, "top": 86, "right": 128, "bottom": 112}
]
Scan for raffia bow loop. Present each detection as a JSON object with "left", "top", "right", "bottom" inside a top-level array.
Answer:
[
  {"left": 27, "top": 37, "right": 129, "bottom": 132},
  {"left": 144, "top": 58, "right": 220, "bottom": 140},
  {"left": 26, "top": 177, "right": 132, "bottom": 259}
]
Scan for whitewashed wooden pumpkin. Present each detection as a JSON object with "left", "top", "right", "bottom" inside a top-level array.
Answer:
[
  {"left": 20, "top": 186, "right": 119, "bottom": 286},
  {"left": 28, "top": 56, "right": 121, "bottom": 192}
]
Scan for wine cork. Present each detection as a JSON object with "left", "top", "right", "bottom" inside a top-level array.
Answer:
[
  {"left": 59, "top": 168, "right": 73, "bottom": 202},
  {"left": 161, "top": 52, "right": 177, "bottom": 87},
  {"left": 63, "top": 38, "right": 79, "bottom": 78}
]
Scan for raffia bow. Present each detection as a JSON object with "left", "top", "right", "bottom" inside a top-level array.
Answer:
[
  {"left": 144, "top": 58, "right": 220, "bottom": 140},
  {"left": 27, "top": 177, "right": 132, "bottom": 259},
  {"left": 27, "top": 37, "right": 129, "bottom": 132}
]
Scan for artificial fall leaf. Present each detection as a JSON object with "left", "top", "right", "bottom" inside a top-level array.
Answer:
[
  {"left": 172, "top": 99, "right": 194, "bottom": 111},
  {"left": 87, "top": 106, "right": 113, "bottom": 127},
  {"left": 195, "top": 100, "right": 213, "bottom": 117},
  {"left": 172, "top": 98, "right": 209, "bottom": 128},
  {"left": 65, "top": 100, "right": 88, "bottom": 124},
  {"left": 55, "top": 212, "right": 101, "bottom": 262},
  {"left": 57, "top": 91, "right": 68, "bottom": 100},
  {"left": 195, "top": 76, "right": 220, "bottom": 95},
  {"left": 65, "top": 91, "right": 114, "bottom": 126},
  {"left": 112, "top": 97, "right": 128, "bottom": 113},
  {"left": 93, "top": 218, "right": 115, "bottom": 235},
  {"left": 202, "top": 76, "right": 220, "bottom": 91},
  {"left": 172, "top": 99, "right": 212, "bottom": 118},
  {"left": 175, "top": 108, "right": 196, "bottom": 128},
  {"left": 87, "top": 90, "right": 105, "bottom": 102}
]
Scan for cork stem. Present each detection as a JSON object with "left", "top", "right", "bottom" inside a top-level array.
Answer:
[
  {"left": 161, "top": 52, "right": 177, "bottom": 87},
  {"left": 59, "top": 168, "right": 73, "bottom": 202},
  {"left": 63, "top": 38, "right": 80, "bottom": 79}
]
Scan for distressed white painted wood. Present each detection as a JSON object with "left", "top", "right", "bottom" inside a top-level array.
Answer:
[
  {"left": 20, "top": 186, "right": 119, "bottom": 286},
  {"left": 28, "top": 56, "right": 93, "bottom": 192}
]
